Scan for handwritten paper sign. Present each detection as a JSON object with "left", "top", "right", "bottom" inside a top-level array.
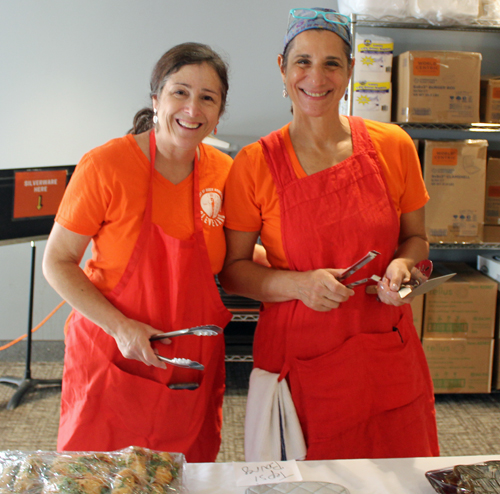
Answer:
[{"left": 233, "top": 460, "right": 302, "bottom": 487}]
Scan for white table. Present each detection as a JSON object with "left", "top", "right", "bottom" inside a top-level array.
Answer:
[{"left": 184, "top": 455, "right": 500, "bottom": 493}]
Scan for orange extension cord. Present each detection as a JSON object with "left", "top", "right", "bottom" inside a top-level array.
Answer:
[{"left": 0, "top": 300, "right": 66, "bottom": 352}]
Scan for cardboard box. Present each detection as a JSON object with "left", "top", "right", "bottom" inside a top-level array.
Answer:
[
  {"left": 480, "top": 75, "right": 500, "bottom": 123},
  {"left": 351, "top": 81, "right": 391, "bottom": 122},
  {"left": 353, "top": 34, "right": 393, "bottom": 83},
  {"left": 423, "top": 139, "right": 487, "bottom": 243},
  {"left": 394, "top": 51, "right": 481, "bottom": 123},
  {"left": 483, "top": 225, "right": 500, "bottom": 242},
  {"left": 423, "top": 262, "right": 498, "bottom": 339},
  {"left": 485, "top": 157, "right": 500, "bottom": 225},
  {"left": 410, "top": 294, "right": 425, "bottom": 339},
  {"left": 422, "top": 337, "right": 494, "bottom": 393}
]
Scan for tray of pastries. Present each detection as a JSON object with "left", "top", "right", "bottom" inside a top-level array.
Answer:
[
  {"left": 0, "top": 445, "right": 185, "bottom": 493},
  {"left": 426, "top": 460, "right": 500, "bottom": 494}
]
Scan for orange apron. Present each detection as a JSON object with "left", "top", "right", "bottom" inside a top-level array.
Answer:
[
  {"left": 255, "top": 117, "right": 439, "bottom": 460},
  {"left": 57, "top": 131, "right": 232, "bottom": 462}
]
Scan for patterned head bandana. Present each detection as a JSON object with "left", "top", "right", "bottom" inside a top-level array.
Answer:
[{"left": 284, "top": 7, "right": 352, "bottom": 53}]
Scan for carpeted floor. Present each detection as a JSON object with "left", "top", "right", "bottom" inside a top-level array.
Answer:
[{"left": 1, "top": 361, "right": 500, "bottom": 461}]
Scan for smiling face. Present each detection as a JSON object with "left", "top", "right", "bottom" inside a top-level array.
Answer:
[
  {"left": 280, "top": 29, "right": 353, "bottom": 119},
  {"left": 152, "top": 62, "right": 223, "bottom": 151}
]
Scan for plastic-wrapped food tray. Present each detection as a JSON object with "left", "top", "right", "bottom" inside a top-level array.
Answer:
[
  {"left": 426, "top": 460, "right": 500, "bottom": 494},
  {"left": 0, "top": 445, "right": 185, "bottom": 493}
]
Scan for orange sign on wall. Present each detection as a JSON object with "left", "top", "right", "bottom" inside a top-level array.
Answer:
[{"left": 13, "top": 170, "right": 68, "bottom": 219}]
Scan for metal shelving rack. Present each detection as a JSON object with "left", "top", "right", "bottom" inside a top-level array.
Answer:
[
  {"left": 347, "top": 13, "right": 500, "bottom": 122},
  {"left": 350, "top": 13, "right": 500, "bottom": 32},
  {"left": 348, "top": 13, "right": 500, "bottom": 265}
]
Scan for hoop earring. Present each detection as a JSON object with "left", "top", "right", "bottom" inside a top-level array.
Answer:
[
  {"left": 282, "top": 86, "right": 288, "bottom": 98},
  {"left": 153, "top": 108, "right": 158, "bottom": 124},
  {"left": 214, "top": 126, "right": 218, "bottom": 136}
]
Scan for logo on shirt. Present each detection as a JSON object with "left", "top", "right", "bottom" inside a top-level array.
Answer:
[{"left": 200, "top": 188, "right": 224, "bottom": 227}]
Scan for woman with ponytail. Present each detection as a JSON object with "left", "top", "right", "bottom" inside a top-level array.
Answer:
[{"left": 43, "top": 42, "right": 233, "bottom": 462}]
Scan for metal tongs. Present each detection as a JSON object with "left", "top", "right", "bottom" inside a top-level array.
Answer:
[
  {"left": 150, "top": 324, "right": 222, "bottom": 341},
  {"left": 338, "top": 250, "right": 381, "bottom": 289},
  {"left": 150, "top": 325, "right": 222, "bottom": 371},
  {"left": 156, "top": 355, "right": 205, "bottom": 371}
]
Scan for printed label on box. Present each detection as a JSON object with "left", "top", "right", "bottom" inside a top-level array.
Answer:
[
  {"left": 413, "top": 58, "right": 440, "bottom": 76},
  {"left": 357, "top": 40, "right": 394, "bottom": 54},
  {"left": 353, "top": 82, "right": 391, "bottom": 92},
  {"left": 432, "top": 148, "right": 458, "bottom": 166}
]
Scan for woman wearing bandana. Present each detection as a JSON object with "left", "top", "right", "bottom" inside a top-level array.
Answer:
[{"left": 220, "top": 8, "right": 439, "bottom": 460}]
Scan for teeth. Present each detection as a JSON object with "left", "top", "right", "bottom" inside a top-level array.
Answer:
[
  {"left": 303, "top": 89, "right": 328, "bottom": 97},
  {"left": 178, "top": 120, "right": 201, "bottom": 129}
]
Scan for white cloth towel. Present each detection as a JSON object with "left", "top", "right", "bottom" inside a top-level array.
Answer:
[{"left": 244, "top": 367, "right": 307, "bottom": 462}]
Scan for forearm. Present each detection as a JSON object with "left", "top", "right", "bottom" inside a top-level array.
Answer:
[
  {"left": 392, "top": 234, "right": 429, "bottom": 270},
  {"left": 42, "top": 257, "right": 128, "bottom": 337},
  {"left": 221, "top": 228, "right": 354, "bottom": 311},
  {"left": 219, "top": 259, "right": 301, "bottom": 303}
]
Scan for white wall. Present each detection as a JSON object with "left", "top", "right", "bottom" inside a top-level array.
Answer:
[
  {"left": 1, "top": 0, "right": 498, "bottom": 341},
  {"left": 1, "top": 0, "right": 339, "bottom": 341}
]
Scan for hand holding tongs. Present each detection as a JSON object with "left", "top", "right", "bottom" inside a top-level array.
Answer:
[
  {"left": 150, "top": 325, "right": 222, "bottom": 371},
  {"left": 338, "top": 250, "right": 381, "bottom": 289}
]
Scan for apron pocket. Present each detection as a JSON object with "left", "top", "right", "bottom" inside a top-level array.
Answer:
[
  {"left": 97, "top": 360, "right": 214, "bottom": 449},
  {"left": 289, "top": 312, "right": 426, "bottom": 444}
]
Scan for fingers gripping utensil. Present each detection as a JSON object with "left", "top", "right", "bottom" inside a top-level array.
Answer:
[
  {"left": 398, "top": 259, "right": 433, "bottom": 298},
  {"left": 150, "top": 325, "right": 222, "bottom": 371},
  {"left": 365, "top": 259, "right": 434, "bottom": 295}
]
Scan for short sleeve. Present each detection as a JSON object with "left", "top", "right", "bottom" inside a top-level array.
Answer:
[
  {"left": 224, "top": 145, "right": 263, "bottom": 232},
  {"left": 397, "top": 131, "right": 429, "bottom": 214},
  {"left": 55, "top": 151, "right": 110, "bottom": 237}
]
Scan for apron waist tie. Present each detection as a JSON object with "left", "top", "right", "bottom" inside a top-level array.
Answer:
[{"left": 278, "top": 363, "right": 290, "bottom": 382}]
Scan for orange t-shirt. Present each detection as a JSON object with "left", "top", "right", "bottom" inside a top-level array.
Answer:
[
  {"left": 56, "top": 134, "right": 232, "bottom": 293},
  {"left": 224, "top": 119, "right": 429, "bottom": 270}
]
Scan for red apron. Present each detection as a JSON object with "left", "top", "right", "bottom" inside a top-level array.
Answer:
[
  {"left": 255, "top": 117, "right": 439, "bottom": 460},
  {"left": 57, "top": 131, "right": 232, "bottom": 462}
]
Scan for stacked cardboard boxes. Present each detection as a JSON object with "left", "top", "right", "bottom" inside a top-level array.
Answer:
[
  {"left": 350, "top": 34, "right": 394, "bottom": 123},
  {"left": 477, "top": 254, "right": 500, "bottom": 390},
  {"left": 422, "top": 262, "right": 497, "bottom": 393}
]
